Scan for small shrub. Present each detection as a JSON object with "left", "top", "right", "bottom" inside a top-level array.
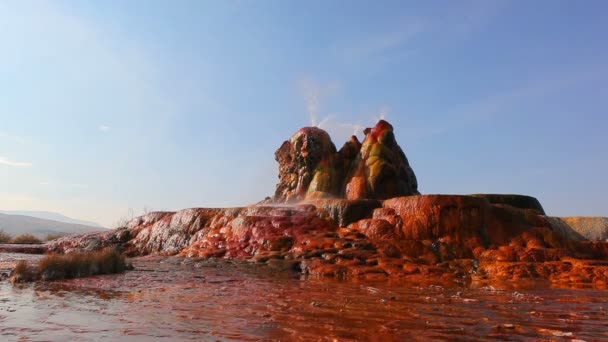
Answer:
[
  {"left": 37, "top": 248, "right": 128, "bottom": 281},
  {"left": 10, "top": 248, "right": 129, "bottom": 283},
  {"left": 0, "top": 230, "right": 11, "bottom": 244},
  {"left": 95, "top": 248, "right": 126, "bottom": 274},
  {"left": 12, "top": 234, "right": 43, "bottom": 244},
  {"left": 9, "top": 260, "right": 38, "bottom": 283}
]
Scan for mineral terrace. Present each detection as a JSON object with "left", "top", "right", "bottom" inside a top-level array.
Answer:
[{"left": 45, "top": 120, "right": 608, "bottom": 286}]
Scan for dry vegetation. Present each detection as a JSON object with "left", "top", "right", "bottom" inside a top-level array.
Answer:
[
  {"left": 10, "top": 248, "right": 129, "bottom": 283},
  {"left": 11, "top": 260, "right": 36, "bottom": 283},
  {"left": 0, "top": 231, "right": 66, "bottom": 244},
  {"left": 0, "top": 230, "right": 11, "bottom": 244},
  {"left": 11, "top": 234, "right": 43, "bottom": 244}
]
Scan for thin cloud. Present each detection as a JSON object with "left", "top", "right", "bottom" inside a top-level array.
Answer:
[
  {"left": 461, "top": 65, "right": 608, "bottom": 122},
  {"left": 438, "top": 0, "right": 508, "bottom": 37},
  {"left": 407, "top": 64, "right": 608, "bottom": 141},
  {"left": 333, "top": 1, "right": 507, "bottom": 65},
  {"left": 98, "top": 125, "right": 111, "bottom": 132},
  {"left": 338, "top": 19, "right": 425, "bottom": 63},
  {"left": 0, "top": 2, "right": 175, "bottom": 142},
  {"left": 40, "top": 181, "right": 89, "bottom": 189},
  {"left": 0, "top": 156, "right": 32, "bottom": 167},
  {"left": 0, "top": 132, "right": 27, "bottom": 144}
]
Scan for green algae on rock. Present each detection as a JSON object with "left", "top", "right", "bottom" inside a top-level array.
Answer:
[
  {"left": 273, "top": 120, "right": 419, "bottom": 202},
  {"left": 38, "top": 120, "right": 608, "bottom": 287}
]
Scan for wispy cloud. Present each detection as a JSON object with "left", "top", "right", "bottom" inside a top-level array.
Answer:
[
  {"left": 0, "top": 156, "right": 32, "bottom": 167},
  {"left": 40, "top": 181, "right": 89, "bottom": 189},
  {"left": 459, "top": 65, "right": 608, "bottom": 122},
  {"left": 333, "top": 1, "right": 508, "bottom": 66},
  {"left": 0, "top": 132, "right": 27, "bottom": 144},
  {"left": 337, "top": 19, "right": 425, "bottom": 63},
  {"left": 0, "top": 1, "right": 175, "bottom": 140},
  {"left": 98, "top": 125, "right": 111, "bottom": 132},
  {"left": 438, "top": 0, "right": 508, "bottom": 38},
  {"left": 408, "top": 64, "right": 608, "bottom": 141}
]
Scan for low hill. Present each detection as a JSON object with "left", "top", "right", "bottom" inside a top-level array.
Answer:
[
  {"left": 0, "top": 210, "right": 103, "bottom": 228},
  {"left": 558, "top": 217, "right": 608, "bottom": 241},
  {"left": 0, "top": 213, "right": 106, "bottom": 239}
]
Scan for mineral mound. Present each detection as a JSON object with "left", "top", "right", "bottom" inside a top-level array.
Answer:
[
  {"left": 46, "top": 120, "right": 608, "bottom": 286},
  {"left": 273, "top": 120, "right": 419, "bottom": 201}
]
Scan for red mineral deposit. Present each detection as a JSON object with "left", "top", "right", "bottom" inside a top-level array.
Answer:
[{"left": 45, "top": 120, "right": 608, "bottom": 287}]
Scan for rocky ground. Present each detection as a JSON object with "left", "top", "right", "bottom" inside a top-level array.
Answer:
[
  {"left": 557, "top": 217, "right": 608, "bottom": 241},
  {"left": 41, "top": 194, "right": 608, "bottom": 287},
  {"left": 11, "top": 120, "right": 608, "bottom": 287}
]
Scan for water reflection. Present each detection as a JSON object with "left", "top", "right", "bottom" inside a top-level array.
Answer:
[{"left": 0, "top": 253, "right": 606, "bottom": 341}]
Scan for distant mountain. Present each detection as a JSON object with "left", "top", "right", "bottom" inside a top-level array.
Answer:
[
  {"left": 0, "top": 213, "right": 106, "bottom": 238},
  {"left": 0, "top": 210, "right": 104, "bottom": 228}
]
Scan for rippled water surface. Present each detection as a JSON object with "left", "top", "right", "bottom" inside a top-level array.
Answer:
[{"left": 1, "top": 253, "right": 607, "bottom": 341}]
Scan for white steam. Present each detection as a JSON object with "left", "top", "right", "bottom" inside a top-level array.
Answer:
[
  {"left": 298, "top": 78, "right": 341, "bottom": 127},
  {"left": 375, "top": 105, "right": 391, "bottom": 122}
]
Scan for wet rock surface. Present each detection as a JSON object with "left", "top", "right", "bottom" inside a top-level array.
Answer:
[
  {"left": 45, "top": 195, "right": 608, "bottom": 287},
  {"left": 39, "top": 120, "right": 608, "bottom": 287},
  {"left": 1, "top": 253, "right": 607, "bottom": 341},
  {"left": 0, "top": 244, "right": 45, "bottom": 254}
]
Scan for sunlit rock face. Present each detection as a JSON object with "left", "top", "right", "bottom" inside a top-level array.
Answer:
[
  {"left": 46, "top": 195, "right": 608, "bottom": 285},
  {"left": 273, "top": 120, "right": 419, "bottom": 202},
  {"left": 555, "top": 217, "right": 608, "bottom": 241},
  {"left": 42, "top": 119, "right": 608, "bottom": 286},
  {"left": 344, "top": 120, "right": 419, "bottom": 200},
  {"left": 274, "top": 127, "right": 340, "bottom": 201}
]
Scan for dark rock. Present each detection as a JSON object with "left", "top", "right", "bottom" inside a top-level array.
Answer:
[{"left": 470, "top": 194, "right": 545, "bottom": 214}]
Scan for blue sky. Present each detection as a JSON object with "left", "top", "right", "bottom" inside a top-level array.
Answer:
[{"left": 0, "top": 0, "right": 607, "bottom": 227}]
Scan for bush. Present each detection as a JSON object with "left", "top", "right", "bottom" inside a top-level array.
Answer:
[
  {"left": 10, "top": 248, "right": 129, "bottom": 283},
  {"left": 0, "top": 230, "right": 11, "bottom": 244},
  {"left": 9, "top": 260, "right": 38, "bottom": 283},
  {"left": 11, "top": 234, "right": 43, "bottom": 244}
]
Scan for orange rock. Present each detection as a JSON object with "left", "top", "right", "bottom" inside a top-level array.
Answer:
[
  {"left": 383, "top": 195, "right": 489, "bottom": 242},
  {"left": 350, "top": 219, "right": 403, "bottom": 240},
  {"left": 43, "top": 120, "right": 608, "bottom": 286}
]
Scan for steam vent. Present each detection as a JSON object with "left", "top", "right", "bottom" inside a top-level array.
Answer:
[{"left": 47, "top": 120, "right": 608, "bottom": 286}]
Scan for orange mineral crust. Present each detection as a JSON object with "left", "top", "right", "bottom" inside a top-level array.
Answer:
[{"left": 45, "top": 120, "right": 608, "bottom": 287}]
